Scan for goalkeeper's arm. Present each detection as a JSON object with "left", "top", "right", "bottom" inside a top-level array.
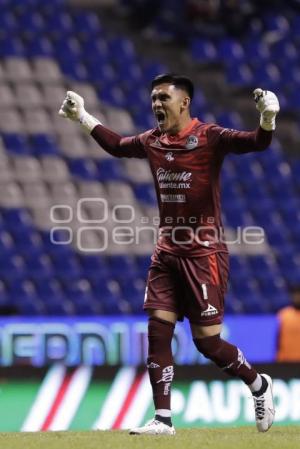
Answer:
[
  {"left": 59, "top": 91, "right": 146, "bottom": 159},
  {"left": 207, "top": 88, "right": 280, "bottom": 154}
]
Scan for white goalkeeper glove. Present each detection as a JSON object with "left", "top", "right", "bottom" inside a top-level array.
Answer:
[
  {"left": 58, "top": 91, "right": 101, "bottom": 133},
  {"left": 253, "top": 88, "right": 280, "bottom": 131}
]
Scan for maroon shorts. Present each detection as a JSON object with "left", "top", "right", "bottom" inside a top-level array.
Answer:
[{"left": 144, "top": 248, "right": 229, "bottom": 326}]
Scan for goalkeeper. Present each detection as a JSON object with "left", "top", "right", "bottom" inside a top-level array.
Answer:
[{"left": 59, "top": 74, "right": 279, "bottom": 435}]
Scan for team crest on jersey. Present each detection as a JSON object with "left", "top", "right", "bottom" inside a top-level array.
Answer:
[
  {"left": 186, "top": 135, "right": 198, "bottom": 150},
  {"left": 165, "top": 151, "right": 174, "bottom": 161}
]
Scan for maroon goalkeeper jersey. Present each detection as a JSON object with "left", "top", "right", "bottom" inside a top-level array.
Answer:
[{"left": 92, "top": 118, "right": 272, "bottom": 257}]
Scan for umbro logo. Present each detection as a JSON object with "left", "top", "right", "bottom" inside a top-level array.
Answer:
[
  {"left": 201, "top": 304, "right": 218, "bottom": 317},
  {"left": 165, "top": 152, "right": 174, "bottom": 161},
  {"left": 147, "top": 362, "right": 160, "bottom": 369}
]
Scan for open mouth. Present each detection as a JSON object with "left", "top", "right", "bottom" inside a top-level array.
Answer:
[{"left": 155, "top": 111, "right": 166, "bottom": 125}]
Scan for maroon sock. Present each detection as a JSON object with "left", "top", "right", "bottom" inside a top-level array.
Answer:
[
  {"left": 193, "top": 334, "right": 257, "bottom": 385},
  {"left": 147, "top": 317, "right": 175, "bottom": 410}
]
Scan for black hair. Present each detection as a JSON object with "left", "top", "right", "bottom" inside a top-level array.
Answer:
[
  {"left": 151, "top": 73, "right": 194, "bottom": 100},
  {"left": 288, "top": 284, "right": 300, "bottom": 294}
]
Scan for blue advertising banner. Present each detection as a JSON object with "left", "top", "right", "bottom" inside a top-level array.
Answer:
[{"left": 0, "top": 315, "right": 278, "bottom": 367}]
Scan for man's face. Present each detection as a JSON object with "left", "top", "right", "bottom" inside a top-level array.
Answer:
[{"left": 151, "top": 83, "right": 190, "bottom": 133}]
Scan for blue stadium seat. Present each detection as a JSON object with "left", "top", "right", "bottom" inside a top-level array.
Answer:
[
  {"left": 51, "top": 253, "right": 82, "bottom": 281},
  {"left": 224, "top": 292, "right": 245, "bottom": 314},
  {"left": 191, "top": 89, "right": 208, "bottom": 117},
  {"left": 244, "top": 39, "right": 270, "bottom": 68},
  {"left": 278, "top": 199, "right": 300, "bottom": 223},
  {"left": 108, "top": 37, "right": 137, "bottom": 65},
  {"left": 190, "top": 38, "right": 217, "bottom": 64},
  {"left": 130, "top": 107, "right": 154, "bottom": 129},
  {"left": 54, "top": 36, "right": 81, "bottom": 60},
  {"left": 97, "top": 84, "right": 127, "bottom": 108},
  {"left": 67, "top": 158, "right": 98, "bottom": 180},
  {"left": 141, "top": 61, "right": 168, "bottom": 84},
  {"left": 35, "top": 277, "right": 63, "bottom": 299},
  {"left": 119, "top": 278, "right": 145, "bottom": 313},
  {"left": 0, "top": 230, "right": 16, "bottom": 257},
  {"left": 253, "top": 64, "right": 281, "bottom": 90},
  {"left": 92, "top": 278, "right": 125, "bottom": 314},
  {"left": 133, "top": 183, "right": 157, "bottom": 205},
  {"left": 135, "top": 255, "right": 151, "bottom": 279},
  {"left": 86, "top": 61, "right": 115, "bottom": 83},
  {"left": 226, "top": 63, "right": 254, "bottom": 86},
  {"left": 271, "top": 41, "right": 298, "bottom": 67},
  {"left": 116, "top": 63, "right": 143, "bottom": 86},
  {"left": 80, "top": 39, "right": 109, "bottom": 65},
  {"left": 62, "top": 278, "right": 103, "bottom": 315},
  {"left": 0, "top": 12, "right": 18, "bottom": 37},
  {"left": 96, "top": 159, "right": 126, "bottom": 182},
  {"left": 18, "top": 300, "right": 46, "bottom": 315},
  {"left": 1, "top": 208, "right": 34, "bottom": 233},
  {"left": 40, "top": 230, "right": 75, "bottom": 257},
  {"left": 18, "top": 11, "right": 45, "bottom": 37},
  {"left": 0, "top": 37, "right": 25, "bottom": 56},
  {"left": 286, "top": 89, "right": 300, "bottom": 111},
  {"left": 79, "top": 254, "right": 110, "bottom": 281},
  {"left": 39, "top": 0, "right": 66, "bottom": 16},
  {"left": 216, "top": 111, "right": 243, "bottom": 129},
  {"left": 266, "top": 223, "right": 291, "bottom": 247},
  {"left": 71, "top": 11, "right": 102, "bottom": 40},
  {"left": 2, "top": 133, "right": 31, "bottom": 155},
  {"left": 26, "top": 36, "right": 54, "bottom": 57},
  {"left": 45, "top": 298, "right": 74, "bottom": 315},
  {"left": 108, "top": 255, "right": 138, "bottom": 281},
  {"left": 8, "top": 280, "right": 46, "bottom": 315},
  {"left": 8, "top": 277, "right": 34, "bottom": 297},
  {"left": 249, "top": 197, "right": 275, "bottom": 217},
  {"left": 24, "top": 253, "right": 55, "bottom": 279},
  {"left": 73, "top": 298, "right": 102, "bottom": 315},
  {"left": 31, "top": 133, "right": 60, "bottom": 156},
  {"left": 60, "top": 61, "right": 88, "bottom": 81},
  {"left": 264, "top": 13, "right": 289, "bottom": 34},
  {"left": 242, "top": 291, "right": 270, "bottom": 314},
  {"left": 218, "top": 38, "right": 245, "bottom": 65},
  {"left": 0, "top": 280, "right": 10, "bottom": 308},
  {"left": 44, "top": 11, "right": 74, "bottom": 36}
]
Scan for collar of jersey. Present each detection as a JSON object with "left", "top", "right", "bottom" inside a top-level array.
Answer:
[{"left": 166, "top": 118, "right": 199, "bottom": 141}]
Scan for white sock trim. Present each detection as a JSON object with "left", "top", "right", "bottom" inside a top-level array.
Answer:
[
  {"left": 249, "top": 374, "right": 263, "bottom": 393},
  {"left": 155, "top": 409, "right": 171, "bottom": 418}
]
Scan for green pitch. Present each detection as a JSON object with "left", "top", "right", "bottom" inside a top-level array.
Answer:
[{"left": 0, "top": 427, "right": 300, "bottom": 449}]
